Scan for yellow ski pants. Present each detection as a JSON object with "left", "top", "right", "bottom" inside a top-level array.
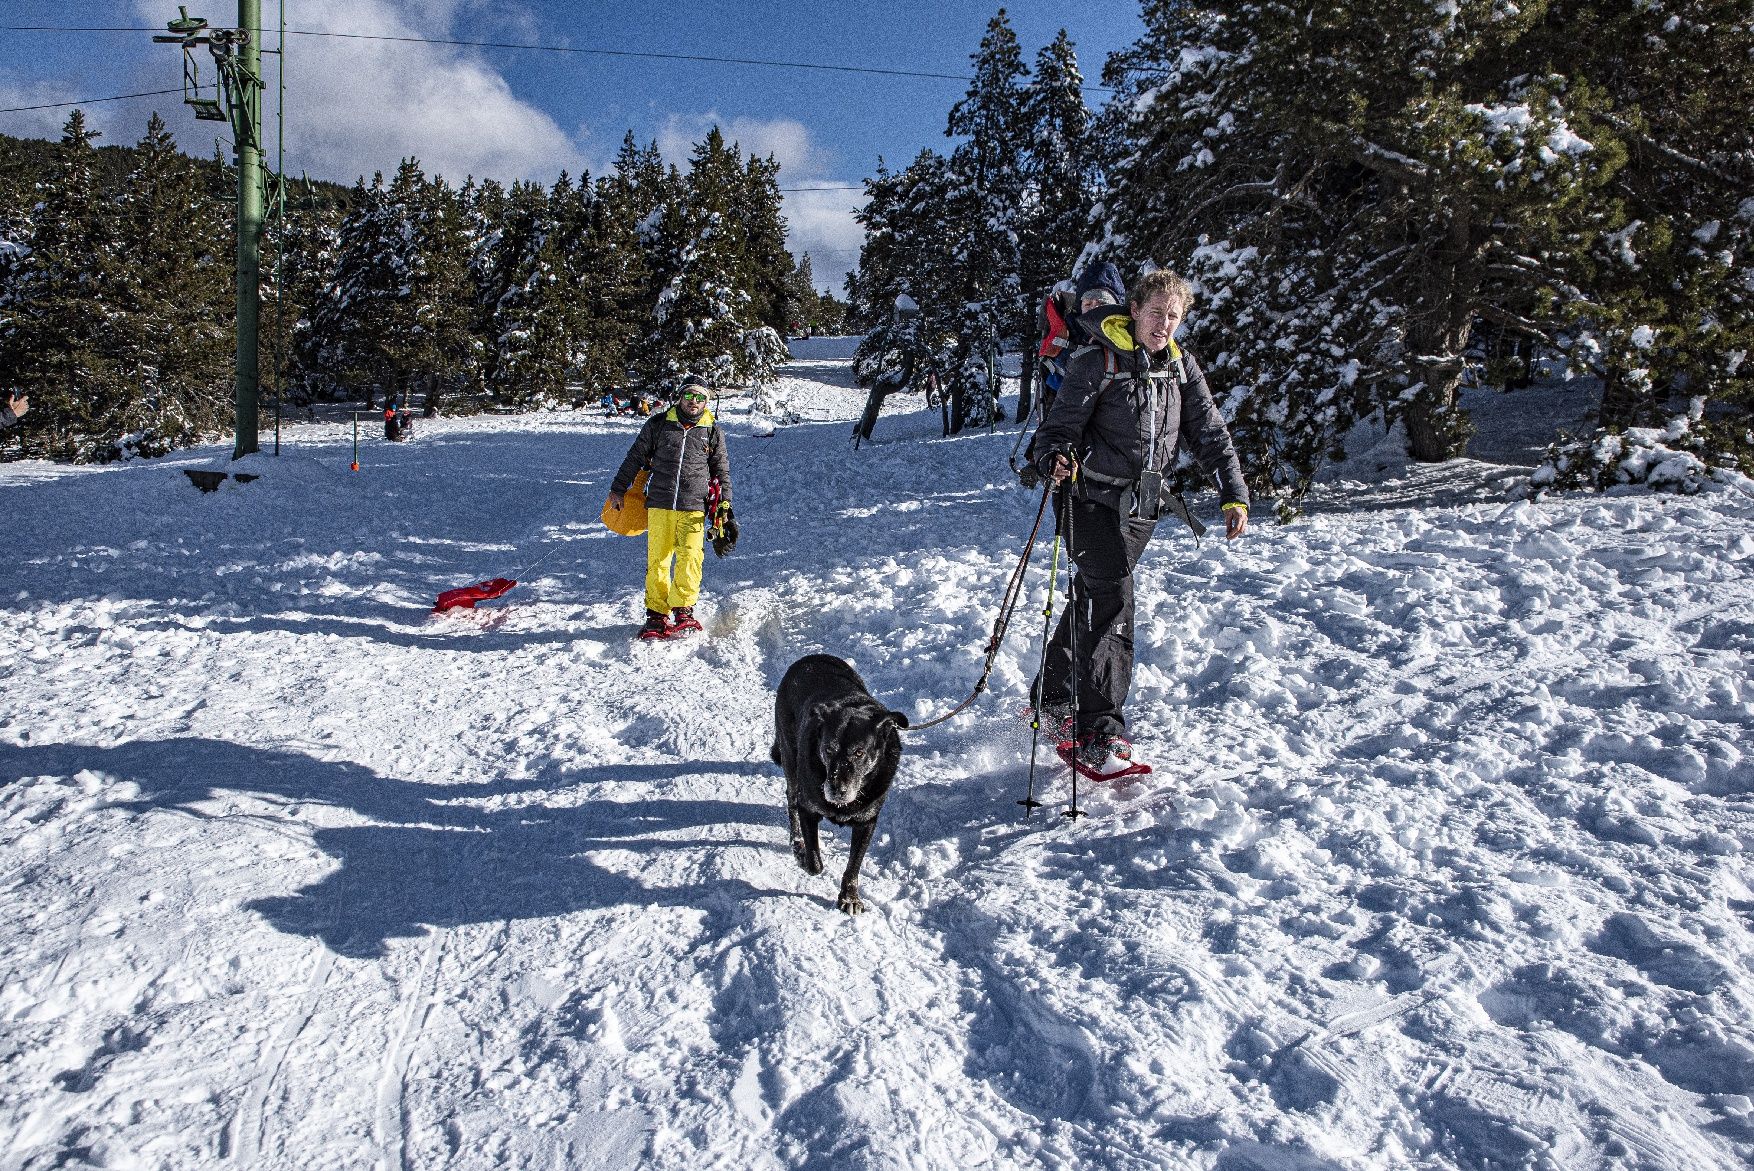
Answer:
[{"left": 644, "top": 507, "right": 706, "bottom": 614}]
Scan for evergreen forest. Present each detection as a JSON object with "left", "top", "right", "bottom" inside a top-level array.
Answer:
[
  {"left": 852, "top": 3, "right": 1752, "bottom": 515},
  {"left": 0, "top": 115, "right": 834, "bottom": 463},
  {"left": 2, "top": 1, "right": 1749, "bottom": 518}
]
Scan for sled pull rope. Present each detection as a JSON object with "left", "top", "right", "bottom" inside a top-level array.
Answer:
[
  {"left": 909, "top": 483, "right": 1054, "bottom": 732},
  {"left": 509, "top": 543, "right": 562, "bottom": 583}
]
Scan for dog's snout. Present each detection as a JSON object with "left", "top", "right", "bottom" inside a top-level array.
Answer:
[{"left": 824, "top": 765, "right": 860, "bottom": 805}]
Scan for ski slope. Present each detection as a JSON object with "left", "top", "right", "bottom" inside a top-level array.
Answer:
[{"left": 3, "top": 343, "right": 1752, "bottom": 1170}]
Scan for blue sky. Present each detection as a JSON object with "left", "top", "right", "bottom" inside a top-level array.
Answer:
[{"left": 0, "top": 1, "right": 1144, "bottom": 292}]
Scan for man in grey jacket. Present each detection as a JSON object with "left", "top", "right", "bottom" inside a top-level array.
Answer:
[
  {"left": 608, "top": 376, "right": 734, "bottom": 639},
  {"left": 1031, "top": 269, "right": 1249, "bottom": 771}
]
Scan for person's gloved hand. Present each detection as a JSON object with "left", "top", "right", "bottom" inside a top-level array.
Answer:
[
  {"left": 1035, "top": 450, "right": 1076, "bottom": 485},
  {"left": 712, "top": 505, "right": 739, "bottom": 557}
]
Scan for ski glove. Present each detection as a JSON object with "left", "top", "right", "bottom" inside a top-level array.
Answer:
[{"left": 711, "top": 505, "right": 739, "bottom": 558}]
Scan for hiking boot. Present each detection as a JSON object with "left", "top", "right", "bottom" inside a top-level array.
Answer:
[
  {"left": 638, "top": 610, "right": 671, "bottom": 640},
  {"left": 669, "top": 605, "right": 703, "bottom": 634},
  {"left": 1076, "top": 733, "right": 1133, "bottom": 770}
]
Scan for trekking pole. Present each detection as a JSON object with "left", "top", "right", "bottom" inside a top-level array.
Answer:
[
  {"left": 1063, "top": 481, "right": 1086, "bottom": 822},
  {"left": 910, "top": 482, "right": 1053, "bottom": 731},
  {"left": 1006, "top": 386, "right": 1038, "bottom": 474},
  {"left": 1018, "top": 522, "right": 1061, "bottom": 817}
]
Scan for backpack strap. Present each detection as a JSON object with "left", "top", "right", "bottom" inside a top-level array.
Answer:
[
  {"left": 1095, "top": 346, "right": 1122, "bottom": 395},
  {"left": 705, "top": 420, "right": 725, "bottom": 514}
]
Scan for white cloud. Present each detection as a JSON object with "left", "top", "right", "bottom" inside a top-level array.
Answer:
[
  {"left": 133, "top": 0, "right": 591, "bottom": 186},
  {"left": 783, "top": 188, "right": 867, "bottom": 296},
  {"left": 655, "top": 112, "right": 864, "bottom": 294},
  {"left": 0, "top": 80, "right": 87, "bottom": 142},
  {"left": 654, "top": 111, "right": 830, "bottom": 178}
]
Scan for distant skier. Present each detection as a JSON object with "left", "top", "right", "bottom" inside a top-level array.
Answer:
[
  {"left": 607, "top": 375, "right": 737, "bottom": 640},
  {"left": 1030, "top": 269, "right": 1250, "bottom": 775}
]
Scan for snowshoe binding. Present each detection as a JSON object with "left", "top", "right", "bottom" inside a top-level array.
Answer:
[
  {"left": 668, "top": 605, "right": 703, "bottom": 636},
  {"left": 637, "top": 610, "right": 672, "bottom": 641}
]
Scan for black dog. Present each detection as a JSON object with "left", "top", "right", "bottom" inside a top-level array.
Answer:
[{"left": 771, "top": 654, "right": 909, "bottom": 914}]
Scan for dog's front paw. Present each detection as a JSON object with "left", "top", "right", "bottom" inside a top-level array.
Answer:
[
  {"left": 837, "top": 885, "right": 864, "bottom": 914},
  {"left": 792, "top": 839, "right": 824, "bottom": 875}
]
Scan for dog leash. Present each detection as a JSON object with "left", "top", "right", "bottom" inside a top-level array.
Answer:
[{"left": 908, "top": 482, "right": 1054, "bottom": 732}]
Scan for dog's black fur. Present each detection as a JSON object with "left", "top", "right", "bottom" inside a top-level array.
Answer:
[{"left": 770, "top": 654, "right": 909, "bottom": 913}]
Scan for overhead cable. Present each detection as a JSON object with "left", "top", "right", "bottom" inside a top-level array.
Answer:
[
  {"left": 0, "top": 88, "right": 184, "bottom": 115},
  {"left": 0, "top": 25, "right": 1115, "bottom": 92}
]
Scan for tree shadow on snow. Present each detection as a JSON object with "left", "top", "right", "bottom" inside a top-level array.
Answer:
[{"left": 0, "top": 737, "right": 784, "bottom": 959}]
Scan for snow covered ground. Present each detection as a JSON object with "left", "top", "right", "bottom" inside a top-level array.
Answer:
[{"left": 3, "top": 344, "right": 1752, "bottom": 1170}]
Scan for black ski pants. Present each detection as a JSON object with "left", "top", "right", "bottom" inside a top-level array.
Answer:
[{"left": 1033, "top": 492, "right": 1158, "bottom": 742}]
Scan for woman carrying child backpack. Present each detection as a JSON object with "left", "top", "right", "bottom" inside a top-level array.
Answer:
[{"left": 606, "top": 375, "right": 738, "bottom": 640}]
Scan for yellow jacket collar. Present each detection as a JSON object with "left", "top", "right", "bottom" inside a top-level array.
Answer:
[
  {"left": 1099, "top": 311, "right": 1137, "bottom": 352},
  {"left": 1094, "top": 308, "right": 1182, "bottom": 362},
  {"left": 665, "top": 406, "right": 716, "bottom": 426}
]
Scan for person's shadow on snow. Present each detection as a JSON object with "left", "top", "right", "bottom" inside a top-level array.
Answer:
[{"left": 0, "top": 737, "right": 781, "bottom": 959}]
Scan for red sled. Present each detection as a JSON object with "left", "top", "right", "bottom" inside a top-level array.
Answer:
[
  {"left": 1056, "top": 740, "right": 1152, "bottom": 783},
  {"left": 433, "top": 577, "right": 517, "bottom": 612}
]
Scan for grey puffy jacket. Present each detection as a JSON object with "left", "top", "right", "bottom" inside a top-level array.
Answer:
[
  {"left": 1033, "top": 307, "right": 1249, "bottom": 513},
  {"left": 611, "top": 407, "right": 732, "bottom": 513}
]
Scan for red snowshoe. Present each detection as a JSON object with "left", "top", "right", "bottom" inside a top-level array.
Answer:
[{"left": 1056, "top": 735, "right": 1152, "bottom": 783}]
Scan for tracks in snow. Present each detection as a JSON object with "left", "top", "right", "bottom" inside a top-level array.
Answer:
[
  {"left": 225, "top": 949, "right": 336, "bottom": 1163},
  {"left": 375, "top": 930, "right": 442, "bottom": 1171}
]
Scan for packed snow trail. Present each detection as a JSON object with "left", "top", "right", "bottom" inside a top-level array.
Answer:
[{"left": 2, "top": 345, "right": 1752, "bottom": 1169}]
